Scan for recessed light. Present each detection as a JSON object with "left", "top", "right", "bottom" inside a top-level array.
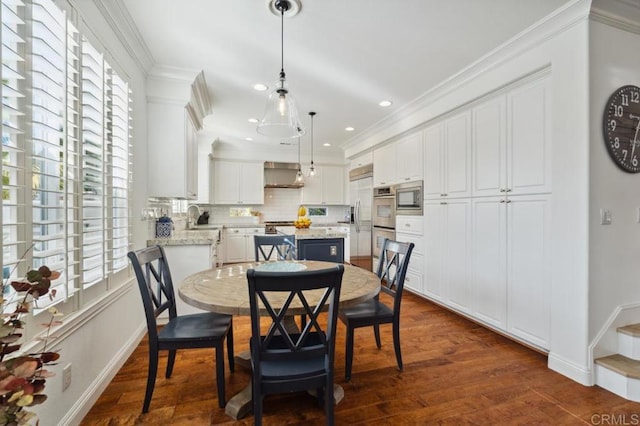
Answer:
[
  {"left": 345, "top": 127, "right": 355, "bottom": 132},
  {"left": 245, "top": 137, "right": 254, "bottom": 141},
  {"left": 378, "top": 100, "right": 392, "bottom": 107},
  {"left": 253, "top": 83, "right": 268, "bottom": 92},
  {"left": 248, "top": 118, "right": 259, "bottom": 123},
  {"left": 323, "top": 143, "right": 331, "bottom": 147}
]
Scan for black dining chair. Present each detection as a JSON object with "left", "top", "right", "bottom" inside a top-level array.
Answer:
[
  {"left": 247, "top": 265, "right": 344, "bottom": 426},
  {"left": 339, "top": 238, "right": 414, "bottom": 381},
  {"left": 128, "top": 246, "right": 234, "bottom": 413},
  {"left": 254, "top": 234, "right": 297, "bottom": 261}
]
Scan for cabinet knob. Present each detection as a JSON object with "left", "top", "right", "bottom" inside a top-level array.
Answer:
[
  {"left": 499, "top": 200, "right": 505, "bottom": 204},
  {"left": 405, "top": 178, "right": 410, "bottom": 181},
  {"left": 440, "top": 202, "right": 447, "bottom": 205},
  {"left": 506, "top": 188, "right": 512, "bottom": 193},
  {"left": 500, "top": 188, "right": 506, "bottom": 193},
  {"left": 405, "top": 223, "right": 410, "bottom": 227},
  {"left": 506, "top": 200, "right": 512, "bottom": 203}
]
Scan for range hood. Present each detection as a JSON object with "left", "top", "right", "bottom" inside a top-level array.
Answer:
[{"left": 264, "top": 162, "right": 304, "bottom": 188}]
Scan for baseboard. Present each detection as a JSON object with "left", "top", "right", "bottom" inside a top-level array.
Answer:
[
  {"left": 59, "top": 323, "right": 147, "bottom": 425},
  {"left": 548, "top": 351, "right": 593, "bottom": 385}
]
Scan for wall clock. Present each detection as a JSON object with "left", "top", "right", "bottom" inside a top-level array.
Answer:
[{"left": 603, "top": 85, "right": 640, "bottom": 173}]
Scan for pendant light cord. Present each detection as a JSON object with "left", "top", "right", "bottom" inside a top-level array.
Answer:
[{"left": 280, "top": 6, "right": 284, "bottom": 74}]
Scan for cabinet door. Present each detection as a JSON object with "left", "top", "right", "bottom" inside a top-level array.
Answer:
[
  {"left": 444, "top": 111, "right": 471, "bottom": 198},
  {"left": 423, "top": 122, "right": 444, "bottom": 199},
  {"left": 322, "top": 165, "right": 345, "bottom": 204},
  {"left": 224, "top": 229, "right": 246, "bottom": 263},
  {"left": 506, "top": 194, "right": 550, "bottom": 349},
  {"left": 350, "top": 152, "right": 373, "bottom": 169},
  {"left": 240, "top": 162, "right": 264, "bottom": 204},
  {"left": 213, "top": 161, "right": 240, "bottom": 204},
  {"left": 373, "top": 143, "right": 396, "bottom": 187},
  {"left": 443, "top": 199, "right": 471, "bottom": 312},
  {"left": 507, "top": 77, "right": 551, "bottom": 195},
  {"left": 472, "top": 96, "right": 506, "bottom": 197},
  {"left": 301, "top": 166, "right": 323, "bottom": 204},
  {"left": 423, "top": 201, "right": 444, "bottom": 300},
  {"left": 471, "top": 197, "right": 507, "bottom": 328},
  {"left": 396, "top": 131, "right": 424, "bottom": 183}
]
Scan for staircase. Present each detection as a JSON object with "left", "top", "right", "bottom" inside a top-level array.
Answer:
[{"left": 595, "top": 324, "right": 640, "bottom": 401}]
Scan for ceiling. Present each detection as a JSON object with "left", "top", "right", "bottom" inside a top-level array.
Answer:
[{"left": 120, "top": 0, "right": 572, "bottom": 154}]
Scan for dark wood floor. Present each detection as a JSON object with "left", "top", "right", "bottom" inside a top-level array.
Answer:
[{"left": 82, "top": 292, "right": 640, "bottom": 425}]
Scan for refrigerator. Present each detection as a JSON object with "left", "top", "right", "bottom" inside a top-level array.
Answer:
[{"left": 349, "top": 164, "right": 373, "bottom": 271}]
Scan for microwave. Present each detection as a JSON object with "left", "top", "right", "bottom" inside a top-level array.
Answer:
[{"left": 395, "top": 181, "right": 423, "bottom": 215}]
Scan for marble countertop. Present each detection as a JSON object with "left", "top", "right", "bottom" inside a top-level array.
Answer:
[
  {"left": 293, "top": 228, "right": 348, "bottom": 240},
  {"left": 147, "top": 229, "right": 220, "bottom": 247}
]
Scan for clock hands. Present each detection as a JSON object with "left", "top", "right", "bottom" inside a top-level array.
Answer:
[{"left": 630, "top": 113, "right": 640, "bottom": 163}]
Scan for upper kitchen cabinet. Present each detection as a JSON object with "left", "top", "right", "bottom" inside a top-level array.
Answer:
[
  {"left": 301, "top": 165, "right": 345, "bottom": 205},
  {"left": 212, "top": 160, "right": 264, "bottom": 205},
  {"left": 472, "top": 76, "right": 551, "bottom": 197},
  {"left": 372, "top": 130, "right": 423, "bottom": 187},
  {"left": 349, "top": 152, "right": 373, "bottom": 170},
  {"left": 423, "top": 111, "right": 471, "bottom": 200},
  {"left": 146, "top": 70, "right": 211, "bottom": 199}
]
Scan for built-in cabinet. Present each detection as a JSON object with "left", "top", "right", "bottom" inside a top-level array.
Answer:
[
  {"left": 350, "top": 152, "right": 373, "bottom": 170},
  {"left": 395, "top": 215, "right": 424, "bottom": 295},
  {"left": 373, "top": 131, "right": 423, "bottom": 187},
  {"left": 147, "top": 104, "right": 198, "bottom": 199},
  {"left": 301, "top": 165, "right": 345, "bottom": 205},
  {"left": 223, "top": 227, "right": 264, "bottom": 263},
  {"left": 419, "top": 74, "right": 552, "bottom": 350},
  {"left": 212, "top": 160, "right": 264, "bottom": 205}
]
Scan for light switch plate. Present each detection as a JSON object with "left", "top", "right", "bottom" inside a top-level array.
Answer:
[{"left": 600, "top": 208, "right": 612, "bottom": 225}]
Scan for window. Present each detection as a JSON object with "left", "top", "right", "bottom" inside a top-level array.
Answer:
[{"left": 1, "top": 0, "right": 132, "bottom": 317}]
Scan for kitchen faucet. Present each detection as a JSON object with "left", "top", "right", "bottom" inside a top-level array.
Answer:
[{"left": 187, "top": 204, "right": 201, "bottom": 229}]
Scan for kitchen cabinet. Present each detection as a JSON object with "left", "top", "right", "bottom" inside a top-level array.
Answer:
[
  {"left": 423, "top": 199, "right": 471, "bottom": 312},
  {"left": 395, "top": 215, "right": 424, "bottom": 295},
  {"left": 423, "top": 112, "right": 471, "bottom": 200},
  {"left": 147, "top": 103, "right": 198, "bottom": 199},
  {"left": 314, "top": 226, "right": 350, "bottom": 263},
  {"left": 301, "top": 165, "right": 345, "bottom": 205},
  {"left": 373, "top": 131, "right": 423, "bottom": 187},
  {"left": 297, "top": 238, "right": 344, "bottom": 263},
  {"left": 212, "top": 160, "right": 264, "bottom": 205},
  {"left": 472, "top": 76, "right": 551, "bottom": 197},
  {"left": 350, "top": 152, "right": 373, "bottom": 170},
  {"left": 223, "top": 227, "right": 264, "bottom": 263}
]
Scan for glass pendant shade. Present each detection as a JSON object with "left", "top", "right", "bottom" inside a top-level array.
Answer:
[{"left": 257, "top": 77, "right": 304, "bottom": 138}]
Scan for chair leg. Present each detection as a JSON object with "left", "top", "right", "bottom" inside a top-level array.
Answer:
[
  {"left": 143, "top": 350, "right": 159, "bottom": 413},
  {"left": 252, "top": 377, "right": 263, "bottom": 426},
  {"left": 392, "top": 321, "right": 403, "bottom": 371},
  {"left": 227, "top": 320, "right": 235, "bottom": 373},
  {"left": 325, "top": 381, "right": 335, "bottom": 426},
  {"left": 166, "top": 349, "right": 176, "bottom": 378},
  {"left": 215, "top": 344, "right": 226, "bottom": 408},
  {"left": 345, "top": 325, "right": 354, "bottom": 381},
  {"left": 374, "top": 324, "right": 382, "bottom": 348}
]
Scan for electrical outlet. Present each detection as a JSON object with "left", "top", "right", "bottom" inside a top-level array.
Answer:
[
  {"left": 62, "top": 363, "right": 72, "bottom": 391},
  {"left": 600, "top": 208, "right": 612, "bottom": 225}
]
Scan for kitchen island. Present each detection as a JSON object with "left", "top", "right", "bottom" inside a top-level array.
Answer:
[{"left": 294, "top": 228, "right": 347, "bottom": 263}]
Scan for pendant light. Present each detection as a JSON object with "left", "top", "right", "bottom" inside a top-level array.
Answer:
[
  {"left": 308, "top": 111, "right": 316, "bottom": 177},
  {"left": 257, "top": 0, "right": 304, "bottom": 138},
  {"left": 296, "top": 131, "right": 304, "bottom": 183}
]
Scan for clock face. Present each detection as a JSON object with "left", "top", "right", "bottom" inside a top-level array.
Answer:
[{"left": 603, "top": 85, "right": 640, "bottom": 173}]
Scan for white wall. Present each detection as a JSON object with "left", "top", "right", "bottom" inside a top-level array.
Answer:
[
  {"left": 31, "top": 1, "right": 150, "bottom": 424},
  {"left": 589, "top": 21, "right": 640, "bottom": 349},
  {"left": 344, "top": 0, "right": 594, "bottom": 384}
]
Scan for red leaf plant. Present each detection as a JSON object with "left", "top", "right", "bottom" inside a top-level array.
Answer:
[{"left": 0, "top": 260, "right": 63, "bottom": 425}]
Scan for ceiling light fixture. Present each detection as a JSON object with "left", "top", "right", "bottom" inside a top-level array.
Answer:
[
  {"left": 296, "top": 133, "right": 304, "bottom": 183},
  {"left": 308, "top": 111, "right": 316, "bottom": 177},
  {"left": 345, "top": 126, "right": 355, "bottom": 132},
  {"left": 253, "top": 83, "right": 268, "bottom": 91},
  {"left": 257, "top": 0, "right": 304, "bottom": 139},
  {"left": 248, "top": 118, "right": 259, "bottom": 123},
  {"left": 379, "top": 100, "right": 392, "bottom": 107}
]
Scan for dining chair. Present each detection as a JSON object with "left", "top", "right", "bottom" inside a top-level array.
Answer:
[
  {"left": 128, "top": 245, "right": 234, "bottom": 413},
  {"left": 246, "top": 264, "right": 345, "bottom": 426},
  {"left": 254, "top": 234, "right": 297, "bottom": 261},
  {"left": 339, "top": 238, "right": 414, "bottom": 381}
]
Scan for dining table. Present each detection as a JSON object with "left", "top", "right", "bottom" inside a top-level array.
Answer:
[{"left": 178, "top": 260, "right": 381, "bottom": 420}]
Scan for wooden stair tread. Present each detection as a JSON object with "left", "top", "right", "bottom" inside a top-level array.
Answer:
[
  {"left": 596, "top": 354, "right": 640, "bottom": 379},
  {"left": 617, "top": 324, "right": 640, "bottom": 337}
]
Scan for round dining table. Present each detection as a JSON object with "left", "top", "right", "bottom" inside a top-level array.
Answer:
[{"left": 178, "top": 260, "right": 381, "bottom": 420}]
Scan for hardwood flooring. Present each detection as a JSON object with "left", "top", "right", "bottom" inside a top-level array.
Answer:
[{"left": 82, "top": 292, "right": 640, "bottom": 425}]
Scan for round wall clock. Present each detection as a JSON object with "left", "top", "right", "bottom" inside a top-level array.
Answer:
[{"left": 603, "top": 85, "right": 640, "bottom": 173}]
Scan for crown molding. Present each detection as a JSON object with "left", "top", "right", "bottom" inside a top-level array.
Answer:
[
  {"left": 343, "top": 0, "right": 591, "bottom": 157},
  {"left": 93, "top": 0, "right": 155, "bottom": 75},
  {"left": 591, "top": 0, "right": 640, "bottom": 35}
]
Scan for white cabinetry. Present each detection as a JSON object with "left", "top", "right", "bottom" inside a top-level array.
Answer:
[
  {"left": 148, "top": 104, "right": 198, "bottom": 199},
  {"left": 423, "top": 112, "right": 471, "bottom": 200},
  {"left": 472, "top": 77, "right": 551, "bottom": 197},
  {"left": 162, "top": 245, "right": 212, "bottom": 315},
  {"left": 395, "top": 216, "right": 424, "bottom": 294},
  {"left": 350, "top": 152, "right": 373, "bottom": 169},
  {"left": 223, "top": 227, "right": 264, "bottom": 263},
  {"left": 373, "top": 131, "right": 423, "bottom": 187},
  {"left": 301, "top": 165, "right": 345, "bottom": 205},
  {"left": 212, "top": 160, "right": 264, "bottom": 205}
]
